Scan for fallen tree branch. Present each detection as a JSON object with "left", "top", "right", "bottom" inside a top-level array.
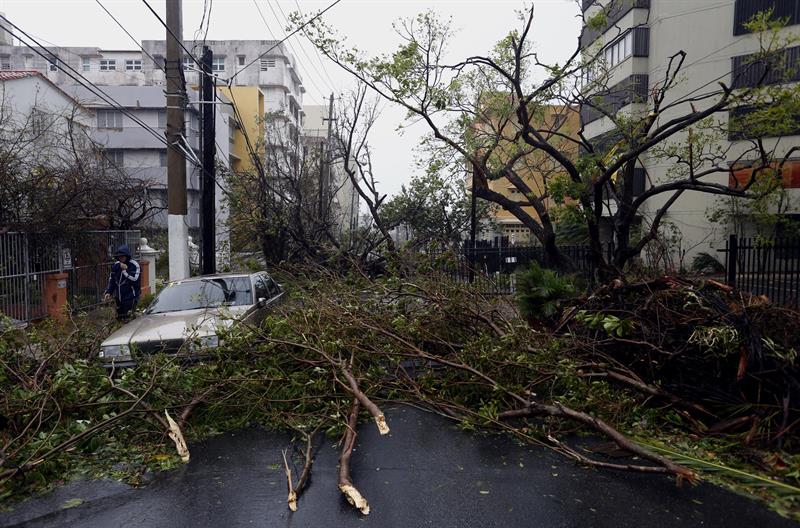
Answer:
[
  {"left": 341, "top": 367, "right": 389, "bottom": 435},
  {"left": 338, "top": 399, "right": 369, "bottom": 515}
]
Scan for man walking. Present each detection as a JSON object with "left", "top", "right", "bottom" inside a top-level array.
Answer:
[{"left": 103, "top": 244, "right": 141, "bottom": 320}]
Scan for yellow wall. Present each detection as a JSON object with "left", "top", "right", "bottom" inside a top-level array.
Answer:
[
  {"left": 478, "top": 105, "right": 580, "bottom": 242},
  {"left": 217, "top": 86, "right": 264, "bottom": 173}
]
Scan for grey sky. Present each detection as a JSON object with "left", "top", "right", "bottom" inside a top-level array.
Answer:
[{"left": 0, "top": 0, "right": 581, "bottom": 196}]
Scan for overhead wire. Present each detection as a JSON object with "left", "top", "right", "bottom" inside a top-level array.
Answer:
[
  {"left": 262, "top": 0, "right": 335, "bottom": 99},
  {"left": 292, "top": 0, "right": 338, "bottom": 89},
  {"left": 93, "top": 0, "right": 166, "bottom": 74},
  {"left": 0, "top": 16, "right": 231, "bottom": 201},
  {"left": 229, "top": 0, "right": 343, "bottom": 81},
  {"left": 141, "top": 0, "right": 205, "bottom": 69},
  {"left": 251, "top": 0, "right": 324, "bottom": 105}
]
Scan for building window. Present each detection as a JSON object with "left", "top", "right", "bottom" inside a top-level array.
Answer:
[
  {"left": 97, "top": 109, "right": 123, "bottom": 128},
  {"left": 81, "top": 57, "right": 90, "bottom": 72},
  {"left": 158, "top": 109, "right": 166, "bottom": 129},
  {"left": 104, "top": 150, "right": 124, "bottom": 167},
  {"left": 125, "top": 59, "right": 142, "bottom": 71},
  {"left": 237, "top": 55, "right": 245, "bottom": 66},
  {"left": 731, "top": 45, "right": 800, "bottom": 88},
  {"left": 159, "top": 150, "right": 167, "bottom": 167},
  {"left": 31, "top": 108, "right": 49, "bottom": 135},
  {"left": 99, "top": 59, "right": 116, "bottom": 71},
  {"left": 153, "top": 54, "right": 164, "bottom": 70},
  {"left": 183, "top": 56, "right": 194, "bottom": 71},
  {"left": 259, "top": 58, "right": 276, "bottom": 71},
  {"left": 734, "top": 0, "right": 800, "bottom": 35},
  {"left": 0, "top": 55, "right": 9, "bottom": 70},
  {"left": 212, "top": 57, "right": 225, "bottom": 72},
  {"left": 603, "top": 31, "right": 633, "bottom": 68},
  {"left": 47, "top": 57, "right": 60, "bottom": 72}
]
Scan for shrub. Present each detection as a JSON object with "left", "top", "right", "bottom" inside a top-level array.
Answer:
[
  {"left": 691, "top": 252, "right": 725, "bottom": 274},
  {"left": 516, "top": 262, "right": 576, "bottom": 322}
]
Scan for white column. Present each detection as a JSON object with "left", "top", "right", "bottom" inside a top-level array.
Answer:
[
  {"left": 168, "top": 214, "right": 190, "bottom": 281},
  {"left": 139, "top": 237, "right": 160, "bottom": 293}
]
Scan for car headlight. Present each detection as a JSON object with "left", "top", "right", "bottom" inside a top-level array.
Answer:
[
  {"left": 99, "top": 344, "right": 130, "bottom": 358},
  {"left": 189, "top": 335, "right": 219, "bottom": 351}
]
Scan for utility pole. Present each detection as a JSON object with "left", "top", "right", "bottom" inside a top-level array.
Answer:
[
  {"left": 166, "top": 0, "right": 189, "bottom": 280},
  {"left": 200, "top": 45, "right": 216, "bottom": 275},
  {"left": 320, "top": 93, "right": 335, "bottom": 222}
]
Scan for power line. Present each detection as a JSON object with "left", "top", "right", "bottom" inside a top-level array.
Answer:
[
  {"left": 141, "top": 0, "right": 204, "bottom": 69},
  {"left": 251, "top": 0, "right": 324, "bottom": 106},
  {"left": 0, "top": 16, "right": 231, "bottom": 201},
  {"left": 292, "top": 0, "right": 338, "bottom": 89},
  {"left": 94, "top": 0, "right": 166, "bottom": 74},
  {"left": 230, "top": 0, "right": 343, "bottom": 81},
  {"left": 264, "top": 0, "right": 336, "bottom": 96}
]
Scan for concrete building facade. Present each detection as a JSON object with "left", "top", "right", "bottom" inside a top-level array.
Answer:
[{"left": 580, "top": 0, "right": 800, "bottom": 261}]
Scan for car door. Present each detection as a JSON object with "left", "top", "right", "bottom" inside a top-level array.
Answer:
[
  {"left": 264, "top": 273, "right": 285, "bottom": 306},
  {"left": 251, "top": 274, "right": 271, "bottom": 323}
]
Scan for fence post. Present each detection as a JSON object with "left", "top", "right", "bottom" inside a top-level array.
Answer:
[{"left": 727, "top": 234, "right": 738, "bottom": 288}]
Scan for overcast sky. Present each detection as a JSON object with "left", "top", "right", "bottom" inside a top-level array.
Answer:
[{"left": 0, "top": 0, "right": 581, "bottom": 196}]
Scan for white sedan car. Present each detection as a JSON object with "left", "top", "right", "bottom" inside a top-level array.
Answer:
[{"left": 99, "top": 272, "right": 283, "bottom": 368}]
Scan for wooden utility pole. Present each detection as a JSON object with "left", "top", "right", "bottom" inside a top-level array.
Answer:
[
  {"left": 200, "top": 45, "right": 216, "bottom": 275},
  {"left": 319, "top": 93, "right": 335, "bottom": 221},
  {"left": 166, "top": 0, "right": 189, "bottom": 280}
]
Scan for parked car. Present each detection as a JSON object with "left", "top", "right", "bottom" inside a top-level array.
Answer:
[{"left": 98, "top": 272, "right": 283, "bottom": 368}]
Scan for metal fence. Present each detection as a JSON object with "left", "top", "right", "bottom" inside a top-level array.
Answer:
[
  {"left": 0, "top": 231, "right": 140, "bottom": 322},
  {"left": 430, "top": 242, "right": 606, "bottom": 295},
  {"left": 722, "top": 234, "right": 800, "bottom": 308}
]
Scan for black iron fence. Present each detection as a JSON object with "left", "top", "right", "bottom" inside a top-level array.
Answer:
[
  {"left": 722, "top": 234, "right": 800, "bottom": 308},
  {"left": 429, "top": 242, "right": 607, "bottom": 295}
]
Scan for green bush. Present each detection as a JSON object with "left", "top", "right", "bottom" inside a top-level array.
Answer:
[
  {"left": 691, "top": 252, "right": 725, "bottom": 274},
  {"left": 516, "top": 262, "right": 576, "bottom": 322}
]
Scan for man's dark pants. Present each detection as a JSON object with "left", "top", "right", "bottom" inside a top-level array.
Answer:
[{"left": 116, "top": 298, "right": 138, "bottom": 320}]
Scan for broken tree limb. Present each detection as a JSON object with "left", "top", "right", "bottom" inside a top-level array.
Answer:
[
  {"left": 498, "top": 403, "right": 696, "bottom": 482},
  {"left": 341, "top": 367, "right": 389, "bottom": 435},
  {"left": 282, "top": 449, "right": 297, "bottom": 512},
  {"left": 338, "top": 399, "right": 370, "bottom": 515},
  {"left": 165, "top": 410, "right": 190, "bottom": 463}
]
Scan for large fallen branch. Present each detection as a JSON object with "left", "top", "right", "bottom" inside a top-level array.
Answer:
[{"left": 338, "top": 399, "right": 369, "bottom": 515}]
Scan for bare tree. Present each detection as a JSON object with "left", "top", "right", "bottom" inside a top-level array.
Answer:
[{"left": 300, "top": 3, "right": 800, "bottom": 277}]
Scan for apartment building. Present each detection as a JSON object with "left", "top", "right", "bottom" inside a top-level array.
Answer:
[{"left": 580, "top": 0, "right": 800, "bottom": 258}]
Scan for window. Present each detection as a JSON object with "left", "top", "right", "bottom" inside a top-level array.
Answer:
[
  {"left": 188, "top": 113, "right": 199, "bottom": 133},
  {"left": 97, "top": 109, "right": 123, "bottom": 128},
  {"left": 31, "top": 108, "right": 49, "bottom": 135},
  {"left": 153, "top": 54, "right": 164, "bottom": 70},
  {"left": 212, "top": 57, "right": 225, "bottom": 72},
  {"left": 47, "top": 57, "right": 59, "bottom": 71},
  {"left": 81, "top": 57, "right": 90, "bottom": 72},
  {"left": 183, "top": 56, "right": 194, "bottom": 71},
  {"left": 158, "top": 109, "right": 166, "bottom": 129},
  {"left": 99, "top": 59, "right": 116, "bottom": 71},
  {"left": 125, "top": 59, "right": 142, "bottom": 71},
  {"left": 254, "top": 276, "right": 269, "bottom": 301},
  {"left": 259, "top": 58, "right": 276, "bottom": 71},
  {"left": 159, "top": 150, "right": 167, "bottom": 167},
  {"left": 104, "top": 150, "right": 124, "bottom": 167},
  {"left": 0, "top": 55, "right": 9, "bottom": 71},
  {"left": 237, "top": 55, "right": 245, "bottom": 66},
  {"left": 734, "top": 0, "right": 800, "bottom": 35},
  {"left": 603, "top": 31, "right": 633, "bottom": 68}
]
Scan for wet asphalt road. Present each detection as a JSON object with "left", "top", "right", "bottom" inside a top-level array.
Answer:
[{"left": 2, "top": 406, "right": 796, "bottom": 528}]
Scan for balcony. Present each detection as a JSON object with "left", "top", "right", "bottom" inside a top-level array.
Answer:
[{"left": 580, "top": 0, "right": 651, "bottom": 48}]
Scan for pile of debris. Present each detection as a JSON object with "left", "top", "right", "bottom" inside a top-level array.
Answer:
[{"left": 563, "top": 276, "right": 799, "bottom": 448}]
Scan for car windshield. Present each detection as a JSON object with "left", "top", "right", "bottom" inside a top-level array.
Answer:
[{"left": 146, "top": 277, "right": 253, "bottom": 314}]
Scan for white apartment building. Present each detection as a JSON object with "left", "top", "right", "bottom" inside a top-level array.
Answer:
[{"left": 580, "top": 0, "right": 800, "bottom": 259}]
